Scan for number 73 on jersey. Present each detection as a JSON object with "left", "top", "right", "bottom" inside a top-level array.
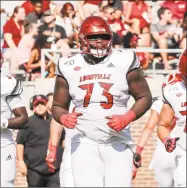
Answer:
[{"left": 79, "top": 82, "right": 114, "bottom": 109}]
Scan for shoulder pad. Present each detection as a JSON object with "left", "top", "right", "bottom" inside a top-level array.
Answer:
[{"left": 1, "top": 74, "right": 23, "bottom": 96}]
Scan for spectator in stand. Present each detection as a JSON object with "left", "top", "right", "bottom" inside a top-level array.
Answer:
[
  {"left": 123, "top": 32, "right": 150, "bottom": 70},
  {"left": 56, "top": 3, "right": 82, "bottom": 48},
  {"left": 161, "top": 0, "right": 186, "bottom": 25},
  {"left": 2, "top": 6, "right": 25, "bottom": 73},
  {"left": 124, "top": 0, "right": 151, "bottom": 34},
  {"left": 28, "top": 35, "right": 56, "bottom": 80},
  {"left": 80, "top": 0, "right": 103, "bottom": 17},
  {"left": 39, "top": 10, "right": 70, "bottom": 56},
  {"left": 100, "top": 0, "right": 123, "bottom": 19},
  {"left": 21, "top": 0, "right": 50, "bottom": 16},
  {"left": 21, "top": 0, "right": 35, "bottom": 16},
  {"left": 103, "top": 5, "right": 128, "bottom": 48},
  {"left": 18, "top": 22, "right": 39, "bottom": 73},
  {"left": 16, "top": 94, "right": 63, "bottom": 187},
  {"left": 124, "top": 0, "right": 151, "bottom": 47},
  {"left": 151, "top": 7, "right": 181, "bottom": 69},
  {"left": 25, "top": 0, "right": 44, "bottom": 25}
]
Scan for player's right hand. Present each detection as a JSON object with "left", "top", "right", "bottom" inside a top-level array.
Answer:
[
  {"left": 45, "top": 144, "right": 57, "bottom": 172},
  {"left": 60, "top": 112, "right": 83, "bottom": 129},
  {"left": 163, "top": 137, "right": 180, "bottom": 153},
  {"left": 1, "top": 118, "right": 8, "bottom": 129},
  {"left": 132, "top": 164, "right": 137, "bottom": 180}
]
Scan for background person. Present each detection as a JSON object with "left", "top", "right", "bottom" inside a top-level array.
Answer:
[{"left": 16, "top": 94, "right": 63, "bottom": 187}]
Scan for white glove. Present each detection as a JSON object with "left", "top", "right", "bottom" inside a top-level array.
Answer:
[{"left": 1, "top": 118, "right": 8, "bottom": 129}]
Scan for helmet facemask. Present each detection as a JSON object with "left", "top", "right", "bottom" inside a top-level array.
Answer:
[{"left": 80, "top": 33, "right": 112, "bottom": 58}]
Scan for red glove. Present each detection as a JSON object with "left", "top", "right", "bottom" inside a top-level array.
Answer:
[
  {"left": 105, "top": 110, "right": 136, "bottom": 132},
  {"left": 45, "top": 144, "right": 57, "bottom": 172},
  {"left": 60, "top": 112, "right": 83, "bottom": 129},
  {"left": 163, "top": 137, "right": 180, "bottom": 153}
]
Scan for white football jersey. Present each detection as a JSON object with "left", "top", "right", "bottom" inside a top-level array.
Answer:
[
  {"left": 1, "top": 73, "right": 24, "bottom": 147},
  {"left": 162, "top": 73, "right": 186, "bottom": 150},
  {"left": 57, "top": 49, "right": 140, "bottom": 144}
]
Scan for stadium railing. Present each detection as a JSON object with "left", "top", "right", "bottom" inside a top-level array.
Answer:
[{"left": 40, "top": 48, "right": 183, "bottom": 78}]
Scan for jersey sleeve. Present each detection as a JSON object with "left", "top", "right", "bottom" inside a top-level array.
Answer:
[
  {"left": 128, "top": 51, "right": 140, "bottom": 72},
  {"left": 56, "top": 57, "right": 65, "bottom": 77},
  {"left": 1, "top": 74, "right": 23, "bottom": 96},
  {"left": 3, "top": 20, "right": 13, "bottom": 34},
  {"left": 7, "top": 95, "right": 25, "bottom": 111},
  {"left": 151, "top": 97, "right": 163, "bottom": 114}
]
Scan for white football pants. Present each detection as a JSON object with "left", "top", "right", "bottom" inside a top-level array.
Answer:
[
  {"left": 71, "top": 141, "right": 133, "bottom": 187},
  {"left": 1, "top": 144, "right": 16, "bottom": 187},
  {"left": 60, "top": 149, "right": 75, "bottom": 187},
  {"left": 151, "top": 140, "right": 186, "bottom": 187}
]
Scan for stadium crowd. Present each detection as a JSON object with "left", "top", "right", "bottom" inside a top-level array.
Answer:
[{"left": 0, "top": 0, "right": 186, "bottom": 80}]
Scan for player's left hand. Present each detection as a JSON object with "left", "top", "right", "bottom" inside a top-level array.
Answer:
[
  {"left": 105, "top": 110, "right": 136, "bottom": 132},
  {"left": 45, "top": 144, "right": 57, "bottom": 172}
]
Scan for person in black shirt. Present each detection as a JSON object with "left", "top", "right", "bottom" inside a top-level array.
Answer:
[
  {"left": 16, "top": 94, "right": 63, "bottom": 187},
  {"left": 38, "top": 9, "right": 71, "bottom": 56}
]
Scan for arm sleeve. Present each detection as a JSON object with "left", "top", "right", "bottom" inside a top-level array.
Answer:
[
  {"left": 56, "top": 58, "right": 65, "bottom": 77},
  {"left": 16, "top": 128, "right": 29, "bottom": 145},
  {"left": 7, "top": 95, "right": 25, "bottom": 111},
  {"left": 128, "top": 51, "right": 140, "bottom": 73},
  {"left": 3, "top": 21, "right": 13, "bottom": 34}
]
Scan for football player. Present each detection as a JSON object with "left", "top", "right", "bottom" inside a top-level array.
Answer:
[
  {"left": 47, "top": 16, "right": 152, "bottom": 187},
  {"left": 132, "top": 96, "right": 177, "bottom": 187},
  {"left": 158, "top": 49, "right": 186, "bottom": 187},
  {"left": 1, "top": 61, "right": 28, "bottom": 186}
]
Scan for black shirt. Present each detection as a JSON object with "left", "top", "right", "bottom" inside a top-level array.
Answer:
[
  {"left": 39, "top": 24, "right": 67, "bottom": 42},
  {"left": 16, "top": 113, "right": 65, "bottom": 175}
]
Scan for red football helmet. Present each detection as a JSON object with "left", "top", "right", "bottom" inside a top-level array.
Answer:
[
  {"left": 78, "top": 16, "right": 113, "bottom": 58},
  {"left": 179, "top": 49, "right": 187, "bottom": 84}
]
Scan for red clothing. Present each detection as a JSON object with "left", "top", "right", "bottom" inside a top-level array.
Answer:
[
  {"left": 3, "top": 18, "right": 23, "bottom": 48},
  {"left": 84, "top": 0, "right": 102, "bottom": 6},
  {"left": 107, "top": 19, "right": 125, "bottom": 37},
  {"left": 42, "top": 0, "right": 50, "bottom": 12},
  {"left": 129, "top": 2, "right": 149, "bottom": 29},
  {"left": 21, "top": 1, "right": 34, "bottom": 15},
  {"left": 161, "top": 1, "right": 186, "bottom": 20},
  {"left": 21, "top": 0, "right": 50, "bottom": 15},
  {"left": 136, "top": 52, "right": 146, "bottom": 67}
]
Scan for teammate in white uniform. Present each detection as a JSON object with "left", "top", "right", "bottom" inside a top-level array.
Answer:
[
  {"left": 158, "top": 49, "right": 186, "bottom": 187},
  {"left": 132, "top": 96, "right": 177, "bottom": 187},
  {"left": 1, "top": 71, "right": 28, "bottom": 187},
  {"left": 46, "top": 16, "right": 152, "bottom": 187}
]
